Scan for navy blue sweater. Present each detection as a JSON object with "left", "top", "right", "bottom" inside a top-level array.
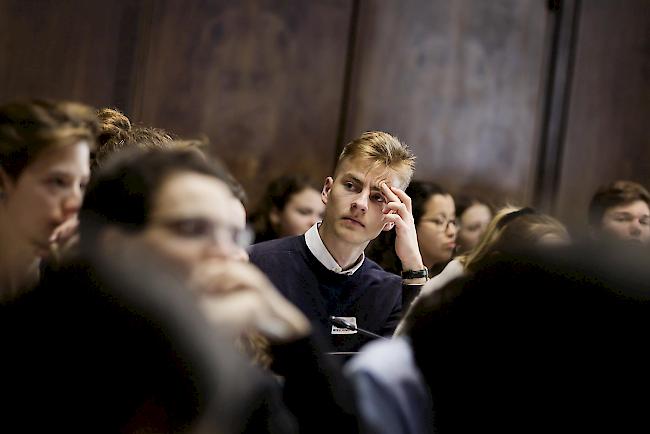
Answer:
[{"left": 249, "top": 235, "right": 403, "bottom": 352}]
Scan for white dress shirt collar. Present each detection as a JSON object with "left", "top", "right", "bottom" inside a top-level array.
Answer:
[{"left": 304, "top": 223, "right": 365, "bottom": 276}]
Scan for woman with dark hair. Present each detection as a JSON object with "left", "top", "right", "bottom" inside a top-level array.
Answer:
[
  {"left": 0, "top": 99, "right": 98, "bottom": 297},
  {"left": 367, "top": 181, "right": 457, "bottom": 277},
  {"left": 250, "top": 174, "right": 324, "bottom": 243}
]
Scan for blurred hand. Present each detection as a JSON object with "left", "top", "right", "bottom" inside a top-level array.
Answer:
[
  {"left": 49, "top": 217, "right": 80, "bottom": 259},
  {"left": 190, "top": 260, "right": 311, "bottom": 343}
]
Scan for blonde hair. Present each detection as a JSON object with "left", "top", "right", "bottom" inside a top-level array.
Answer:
[
  {"left": 337, "top": 131, "right": 416, "bottom": 188},
  {"left": 459, "top": 206, "right": 570, "bottom": 273},
  {"left": 0, "top": 100, "right": 99, "bottom": 179}
]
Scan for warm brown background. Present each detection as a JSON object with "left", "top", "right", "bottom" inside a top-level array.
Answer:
[{"left": 1, "top": 0, "right": 648, "bottom": 236}]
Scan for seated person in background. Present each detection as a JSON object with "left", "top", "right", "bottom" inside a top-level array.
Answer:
[
  {"left": 588, "top": 180, "right": 650, "bottom": 244},
  {"left": 249, "top": 131, "right": 428, "bottom": 353},
  {"left": 249, "top": 174, "right": 325, "bottom": 243},
  {"left": 453, "top": 194, "right": 493, "bottom": 254},
  {"left": 0, "top": 99, "right": 99, "bottom": 298},
  {"left": 367, "top": 181, "right": 457, "bottom": 280},
  {"left": 395, "top": 206, "right": 570, "bottom": 335}
]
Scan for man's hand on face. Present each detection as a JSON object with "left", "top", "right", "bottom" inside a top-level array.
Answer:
[
  {"left": 190, "top": 260, "right": 311, "bottom": 343},
  {"left": 380, "top": 182, "right": 425, "bottom": 273}
]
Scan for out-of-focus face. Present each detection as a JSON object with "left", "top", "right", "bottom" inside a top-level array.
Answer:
[
  {"left": 416, "top": 194, "right": 457, "bottom": 267},
  {"left": 274, "top": 187, "right": 324, "bottom": 237},
  {"left": 321, "top": 157, "right": 401, "bottom": 247},
  {"left": 457, "top": 203, "right": 492, "bottom": 254},
  {"left": 136, "top": 172, "right": 250, "bottom": 279},
  {"left": 1, "top": 141, "right": 90, "bottom": 258},
  {"left": 598, "top": 200, "right": 650, "bottom": 244}
]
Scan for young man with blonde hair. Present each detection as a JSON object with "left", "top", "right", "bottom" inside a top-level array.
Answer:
[{"left": 250, "top": 131, "right": 427, "bottom": 352}]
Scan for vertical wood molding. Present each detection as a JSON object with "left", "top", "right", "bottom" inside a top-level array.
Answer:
[
  {"left": 533, "top": 0, "right": 581, "bottom": 212},
  {"left": 333, "top": 0, "right": 361, "bottom": 165}
]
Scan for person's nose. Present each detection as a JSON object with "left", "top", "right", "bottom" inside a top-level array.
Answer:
[
  {"left": 629, "top": 220, "right": 643, "bottom": 237},
  {"left": 204, "top": 229, "right": 250, "bottom": 262},
  {"left": 351, "top": 192, "right": 369, "bottom": 213},
  {"left": 204, "top": 239, "right": 240, "bottom": 261},
  {"left": 446, "top": 221, "right": 458, "bottom": 238},
  {"left": 61, "top": 185, "right": 83, "bottom": 219}
]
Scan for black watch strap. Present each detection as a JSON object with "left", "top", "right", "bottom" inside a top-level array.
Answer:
[{"left": 401, "top": 267, "right": 429, "bottom": 280}]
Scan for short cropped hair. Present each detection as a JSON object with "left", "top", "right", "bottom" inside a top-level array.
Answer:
[
  {"left": 337, "top": 131, "right": 416, "bottom": 188},
  {"left": 80, "top": 149, "right": 240, "bottom": 246},
  {"left": 588, "top": 180, "right": 650, "bottom": 227},
  {"left": 0, "top": 99, "right": 99, "bottom": 179}
]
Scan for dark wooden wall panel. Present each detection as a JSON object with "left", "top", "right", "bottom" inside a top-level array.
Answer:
[
  {"left": 0, "top": 0, "right": 130, "bottom": 108},
  {"left": 344, "top": 0, "right": 549, "bottom": 205},
  {"left": 554, "top": 0, "right": 650, "bottom": 235},
  {"left": 132, "top": 0, "right": 352, "bottom": 206}
]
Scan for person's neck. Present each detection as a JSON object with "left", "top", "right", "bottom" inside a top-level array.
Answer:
[
  {"left": 318, "top": 221, "right": 367, "bottom": 270},
  {"left": 0, "top": 219, "right": 40, "bottom": 298},
  {"left": 421, "top": 251, "right": 445, "bottom": 270}
]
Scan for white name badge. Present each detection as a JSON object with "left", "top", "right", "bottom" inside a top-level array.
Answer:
[{"left": 331, "top": 316, "right": 357, "bottom": 335}]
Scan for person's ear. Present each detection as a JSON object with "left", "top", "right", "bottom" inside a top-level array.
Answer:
[
  {"left": 269, "top": 206, "right": 281, "bottom": 229},
  {"left": 0, "top": 167, "right": 15, "bottom": 200},
  {"left": 321, "top": 177, "right": 333, "bottom": 205}
]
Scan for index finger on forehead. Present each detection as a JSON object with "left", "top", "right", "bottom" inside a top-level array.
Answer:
[
  {"left": 380, "top": 182, "right": 400, "bottom": 202},
  {"left": 390, "top": 185, "right": 412, "bottom": 211}
]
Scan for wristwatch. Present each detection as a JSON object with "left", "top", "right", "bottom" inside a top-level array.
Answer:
[{"left": 401, "top": 267, "right": 429, "bottom": 280}]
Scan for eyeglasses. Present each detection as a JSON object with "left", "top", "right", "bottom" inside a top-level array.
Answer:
[
  {"left": 421, "top": 217, "right": 458, "bottom": 232},
  {"left": 150, "top": 217, "right": 254, "bottom": 249}
]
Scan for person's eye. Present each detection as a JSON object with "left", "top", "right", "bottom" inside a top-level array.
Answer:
[
  {"left": 614, "top": 215, "right": 632, "bottom": 223},
  {"left": 46, "top": 176, "right": 69, "bottom": 188},
  {"left": 296, "top": 208, "right": 311, "bottom": 216},
  {"left": 343, "top": 181, "right": 355, "bottom": 190},
  {"left": 640, "top": 218, "right": 650, "bottom": 226},
  {"left": 371, "top": 193, "right": 385, "bottom": 203},
  {"left": 172, "top": 219, "right": 212, "bottom": 238}
]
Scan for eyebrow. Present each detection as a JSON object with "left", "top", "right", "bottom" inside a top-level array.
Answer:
[{"left": 341, "top": 172, "right": 390, "bottom": 192}]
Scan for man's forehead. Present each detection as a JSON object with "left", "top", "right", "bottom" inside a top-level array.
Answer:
[
  {"left": 607, "top": 200, "right": 650, "bottom": 215},
  {"left": 335, "top": 159, "right": 403, "bottom": 188}
]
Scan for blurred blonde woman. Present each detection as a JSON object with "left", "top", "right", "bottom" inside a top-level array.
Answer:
[{"left": 396, "top": 206, "right": 570, "bottom": 335}]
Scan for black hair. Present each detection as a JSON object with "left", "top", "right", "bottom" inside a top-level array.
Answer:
[{"left": 79, "top": 148, "right": 239, "bottom": 247}]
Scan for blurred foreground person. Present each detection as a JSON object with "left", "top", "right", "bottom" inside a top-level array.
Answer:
[
  {"left": 349, "top": 242, "right": 650, "bottom": 433},
  {"left": 0, "top": 242, "right": 296, "bottom": 433},
  {"left": 0, "top": 99, "right": 98, "bottom": 298},
  {"left": 399, "top": 206, "right": 569, "bottom": 317},
  {"left": 79, "top": 149, "right": 358, "bottom": 433},
  {"left": 80, "top": 149, "right": 309, "bottom": 348},
  {"left": 588, "top": 180, "right": 650, "bottom": 244}
]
